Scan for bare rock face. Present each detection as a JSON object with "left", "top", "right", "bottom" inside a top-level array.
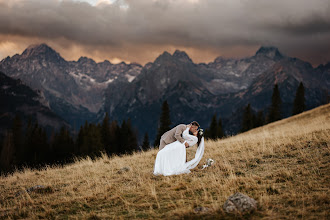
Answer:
[
  {"left": 0, "top": 71, "right": 69, "bottom": 137},
  {"left": 223, "top": 192, "right": 257, "bottom": 215},
  {"left": 0, "top": 43, "right": 142, "bottom": 128}
]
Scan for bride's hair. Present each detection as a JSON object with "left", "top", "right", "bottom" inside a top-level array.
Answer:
[{"left": 197, "top": 129, "right": 204, "bottom": 146}]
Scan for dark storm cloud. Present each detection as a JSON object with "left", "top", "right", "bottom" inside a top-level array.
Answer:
[
  {"left": 0, "top": 0, "right": 329, "bottom": 65},
  {"left": 0, "top": 0, "right": 121, "bottom": 46},
  {"left": 264, "top": 14, "right": 330, "bottom": 36}
]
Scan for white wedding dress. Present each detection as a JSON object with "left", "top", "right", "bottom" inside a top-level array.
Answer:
[{"left": 153, "top": 127, "right": 205, "bottom": 176}]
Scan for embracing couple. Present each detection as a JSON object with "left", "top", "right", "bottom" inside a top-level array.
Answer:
[{"left": 153, "top": 121, "right": 205, "bottom": 176}]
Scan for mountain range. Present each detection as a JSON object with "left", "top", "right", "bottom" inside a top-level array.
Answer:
[
  {"left": 0, "top": 44, "right": 142, "bottom": 129},
  {"left": 0, "top": 71, "right": 69, "bottom": 138},
  {"left": 1, "top": 44, "right": 329, "bottom": 142}
]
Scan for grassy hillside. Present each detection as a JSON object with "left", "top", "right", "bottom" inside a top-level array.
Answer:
[{"left": 1, "top": 104, "right": 329, "bottom": 219}]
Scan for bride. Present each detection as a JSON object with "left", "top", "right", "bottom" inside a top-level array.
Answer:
[{"left": 153, "top": 126, "right": 205, "bottom": 176}]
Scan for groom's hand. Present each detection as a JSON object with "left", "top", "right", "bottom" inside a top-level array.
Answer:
[{"left": 185, "top": 142, "right": 189, "bottom": 148}]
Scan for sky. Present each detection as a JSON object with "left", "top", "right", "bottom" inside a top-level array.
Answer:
[{"left": 0, "top": 0, "right": 329, "bottom": 66}]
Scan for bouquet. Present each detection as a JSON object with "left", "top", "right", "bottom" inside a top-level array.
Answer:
[{"left": 202, "top": 158, "right": 214, "bottom": 170}]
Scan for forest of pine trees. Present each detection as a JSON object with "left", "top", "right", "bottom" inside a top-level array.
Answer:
[
  {"left": 205, "top": 113, "right": 224, "bottom": 140},
  {"left": 240, "top": 82, "right": 306, "bottom": 133},
  {"left": 241, "top": 104, "right": 265, "bottom": 132},
  {"left": 0, "top": 113, "right": 139, "bottom": 174}
]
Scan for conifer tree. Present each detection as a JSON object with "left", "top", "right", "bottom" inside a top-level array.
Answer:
[
  {"left": 52, "top": 126, "right": 74, "bottom": 162},
  {"left": 75, "top": 121, "right": 103, "bottom": 157},
  {"left": 76, "top": 124, "right": 86, "bottom": 156},
  {"left": 0, "top": 138, "right": 2, "bottom": 161},
  {"left": 154, "top": 100, "right": 172, "bottom": 146},
  {"left": 252, "top": 113, "right": 257, "bottom": 128},
  {"left": 21, "top": 121, "right": 49, "bottom": 165},
  {"left": 24, "top": 117, "right": 34, "bottom": 164},
  {"left": 0, "top": 131, "right": 14, "bottom": 171},
  {"left": 204, "top": 128, "right": 209, "bottom": 139},
  {"left": 101, "top": 112, "right": 111, "bottom": 154},
  {"left": 76, "top": 121, "right": 90, "bottom": 156},
  {"left": 254, "top": 110, "right": 265, "bottom": 128},
  {"left": 34, "top": 125, "right": 49, "bottom": 163},
  {"left": 142, "top": 132, "right": 150, "bottom": 151},
  {"left": 39, "top": 127, "right": 49, "bottom": 162},
  {"left": 208, "top": 114, "right": 218, "bottom": 139},
  {"left": 268, "top": 84, "right": 282, "bottom": 123},
  {"left": 118, "top": 120, "right": 128, "bottom": 154},
  {"left": 109, "top": 120, "right": 120, "bottom": 155},
  {"left": 241, "top": 103, "right": 254, "bottom": 132},
  {"left": 12, "top": 114, "right": 23, "bottom": 164},
  {"left": 217, "top": 116, "right": 224, "bottom": 138},
  {"left": 292, "top": 82, "right": 305, "bottom": 115},
  {"left": 29, "top": 122, "right": 41, "bottom": 163},
  {"left": 87, "top": 123, "right": 104, "bottom": 157},
  {"left": 125, "top": 118, "right": 138, "bottom": 154}
]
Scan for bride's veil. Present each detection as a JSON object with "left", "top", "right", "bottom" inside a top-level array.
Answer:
[{"left": 184, "top": 137, "right": 205, "bottom": 170}]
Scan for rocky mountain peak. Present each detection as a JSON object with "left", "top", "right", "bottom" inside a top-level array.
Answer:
[
  {"left": 172, "top": 50, "right": 192, "bottom": 63},
  {"left": 154, "top": 51, "right": 172, "bottom": 63},
  {"left": 97, "top": 60, "right": 113, "bottom": 66},
  {"left": 317, "top": 61, "right": 330, "bottom": 69},
  {"left": 77, "top": 56, "right": 96, "bottom": 64},
  {"left": 21, "top": 43, "right": 64, "bottom": 62},
  {"left": 154, "top": 50, "right": 194, "bottom": 64},
  {"left": 129, "top": 62, "right": 142, "bottom": 67},
  {"left": 213, "top": 56, "right": 233, "bottom": 63},
  {"left": 22, "top": 43, "right": 54, "bottom": 56},
  {"left": 255, "top": 46, "right": 283, "bottom": 60}
]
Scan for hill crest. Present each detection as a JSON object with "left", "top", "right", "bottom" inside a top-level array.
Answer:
[{"left": 1, "top": 103, "right": 329, "bottom": 219}]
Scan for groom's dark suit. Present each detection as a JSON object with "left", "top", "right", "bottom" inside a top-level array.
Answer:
[{"left": 159, "top": 124, "right": 188, "bottom": 150}]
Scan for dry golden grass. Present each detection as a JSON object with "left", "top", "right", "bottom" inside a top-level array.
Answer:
[{"left": 1, "top": 104, "right": 329, "bottom": 219}]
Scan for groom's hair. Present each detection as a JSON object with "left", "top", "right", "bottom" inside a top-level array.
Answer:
[{"left": 190, "top": 121, "right": 200, "bottom": 127}]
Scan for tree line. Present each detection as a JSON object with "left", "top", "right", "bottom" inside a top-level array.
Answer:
[
  {"left": 0, "top": 113, "right": 139, "bottom": 173},
  {"left": 203, "top": 82, "right": 306, "bottom": 139},
  {"left": 240, "top": 82, "right": 305, "bottom": 133},
  {"left": 151, "top": 82, "right": 306, "bottom": 144},
  {"left": 0, "top": 82, "right": 308, "bottom": 173}
]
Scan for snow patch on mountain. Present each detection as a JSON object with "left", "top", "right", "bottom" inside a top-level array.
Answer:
[{"left": 125, "top": 73, "right": 135, "bottom": 82}]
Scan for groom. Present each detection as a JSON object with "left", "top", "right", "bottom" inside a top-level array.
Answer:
[{"left": 159, "top": 121, "right": 200, "bottom": 150}]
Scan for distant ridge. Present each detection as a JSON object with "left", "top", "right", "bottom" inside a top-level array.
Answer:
[{"left": 0, "top": 43, "right": 328, "bottom": 141}]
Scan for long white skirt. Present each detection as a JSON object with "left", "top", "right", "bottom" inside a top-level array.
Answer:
[{"left": 153, "top": 137, "right": 205, "bottom": 176}]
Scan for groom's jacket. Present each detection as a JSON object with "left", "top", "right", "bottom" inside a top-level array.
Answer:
[{"left": 161, "top": 124, "right": 187, "bottom": 145}]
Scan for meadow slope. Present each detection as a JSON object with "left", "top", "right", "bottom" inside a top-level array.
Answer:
[{"left": 0, "top": 104, "right": 329, "bottom": 219}]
